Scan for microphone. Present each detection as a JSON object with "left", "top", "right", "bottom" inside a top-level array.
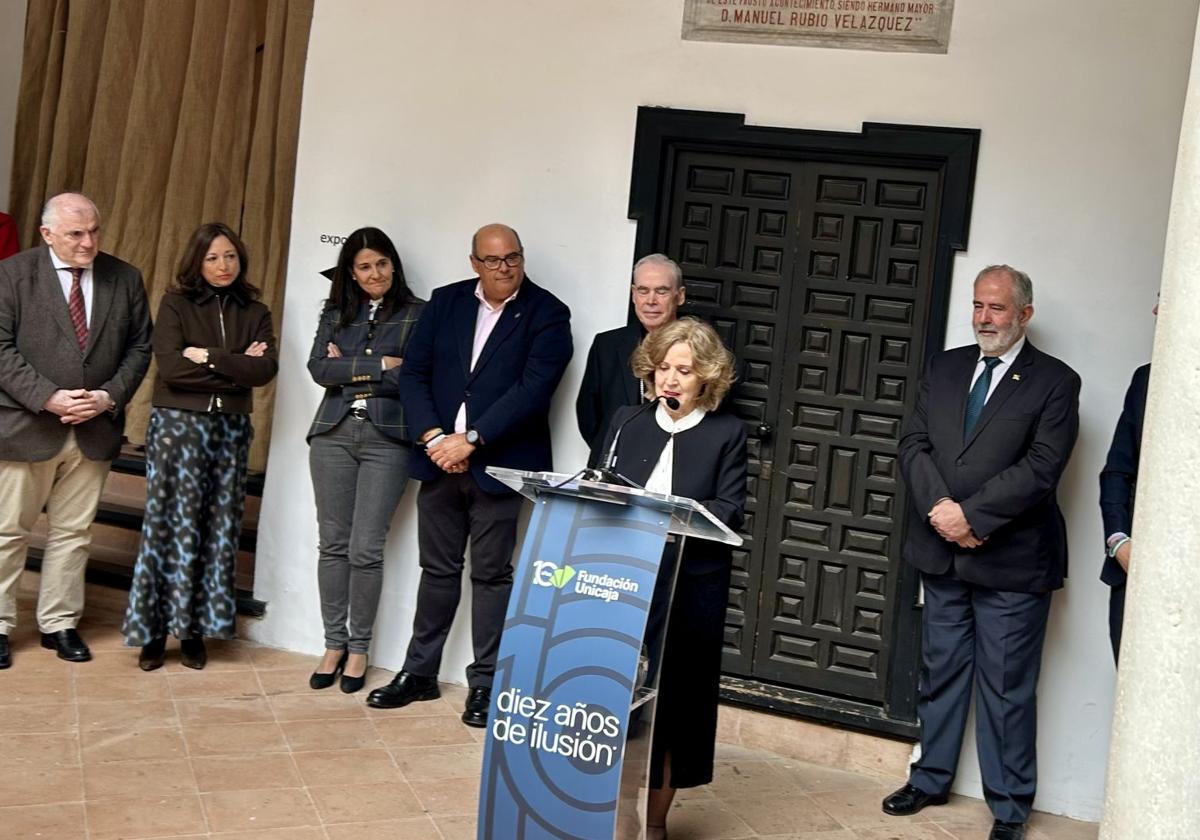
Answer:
[{"left": 597, "top": 395, "right": 680, "bottom": 478}]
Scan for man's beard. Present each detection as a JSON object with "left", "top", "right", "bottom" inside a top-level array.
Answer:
[{"left": 975, "top": 322, "right": 1022, "bottom": 354}]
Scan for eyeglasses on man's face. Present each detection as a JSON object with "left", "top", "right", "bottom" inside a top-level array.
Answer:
[{"left": 474, "top": 252, "right": 524, "bottom": 270}]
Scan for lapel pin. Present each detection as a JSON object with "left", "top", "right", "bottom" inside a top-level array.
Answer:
[
  {"left": 515, "top": 312, "right": 522, "bottom": 319},
  {"left": 1012, "top": 373, "right": 1021, "bottom": 381}
]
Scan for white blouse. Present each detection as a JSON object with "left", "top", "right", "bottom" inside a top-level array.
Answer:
[{"left": 644, "top": 404, "right": 707, "bottom": 495}]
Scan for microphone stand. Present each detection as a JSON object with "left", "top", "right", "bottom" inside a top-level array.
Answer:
[{"left": 582, "top": 395, "right": 679, "bottom": 487}]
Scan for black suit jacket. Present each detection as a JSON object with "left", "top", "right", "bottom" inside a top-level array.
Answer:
[
  {"left": 898, "top": 341, "right": 1081, "bottom": 593},
  {"left": 399, "top": 275, "right": 572, "bottom": 494},
  {"left": 0, "top": 246, "right": 152, "bottom": 461},
  {"left": 576, "top": 322, "right": 645, "bottom": 465},
  {"left": 601, "top": 405, "right": 747, "bottom": 575},
  {"left": 1098, "top": 363, "right": 1149, "bottom": 588}
]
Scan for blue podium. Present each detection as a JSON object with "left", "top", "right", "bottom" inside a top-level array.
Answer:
[{"left": 476, "top": 468, "right": 742, "bottom": 840}]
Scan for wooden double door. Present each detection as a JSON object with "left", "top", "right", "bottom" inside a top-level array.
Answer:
[{"left": 628, "top": 110, "right": 979, "bottom": 729}]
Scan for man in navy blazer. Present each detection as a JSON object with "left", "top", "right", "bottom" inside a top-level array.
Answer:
[
  {"left": 367, "top": 224, "right": 572, "bottom": 725},
  {"left": 1099, "top": 302, "right": 1154, "bottom": 662},
  {"left": 882, "top": 266, "right": 1080, "bottom": 840}
]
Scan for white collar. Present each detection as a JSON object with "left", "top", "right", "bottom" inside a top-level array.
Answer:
[
  {"left": 49, "top": 249, "right": 92, "bottom": 273},
  {"left": 978, "top": 334, "right": 1025, "bottom": 367},
  {"left": 474, "top": 280, "right": 519, "bottom": 312},
  {"left": 655, "top": 403, "right": 706, "bottom": 433}
]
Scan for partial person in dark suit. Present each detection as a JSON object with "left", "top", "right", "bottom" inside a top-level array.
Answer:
[
  {"left": 305, "top": 227, "right": 424, "bottom": 694},
  {"left": 576, "top": 253, "right": 685, "bottom": 465},
  {"left": 1099, "top": 301, "right": 1155, "bottom": 663},
  {"left": 600, "top": 317, "right": 746, "bottom": 840},
  {"left": 367, "top": 224, "right": 572, "bottom": 726},
  {"left": 881, "top": 265, "right": 1081, "bottom": 840},
  {"left": 0, "top": 193, "right": 152, "bottom": 668}
]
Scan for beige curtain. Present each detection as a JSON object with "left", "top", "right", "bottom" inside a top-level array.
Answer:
[{"left": 9, "top": 0, "right": 314, "bottom": 471}]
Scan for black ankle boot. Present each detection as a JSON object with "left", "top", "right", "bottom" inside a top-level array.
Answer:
[
  {"left": 180, "top": 637, "right": 207, "bottom": 670},
  {"left": 139, "top": 637, "right": 166, "bottom": 671}
]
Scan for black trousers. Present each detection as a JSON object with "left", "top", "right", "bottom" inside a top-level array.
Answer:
[
  {"left": 1109, "top": 584, "right": 1126, "bottom": 664},
  {"left": 909, "top": 572, "right": 1052, "bottom": 824},
  {"left": 402, "top": 473, "right": 523, "bottom": 688}
]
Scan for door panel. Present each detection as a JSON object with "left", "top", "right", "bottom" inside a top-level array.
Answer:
[{"left": 661, "top": 152, "right": 939, "bottom": 702}]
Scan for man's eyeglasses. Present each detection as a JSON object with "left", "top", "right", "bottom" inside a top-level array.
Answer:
[{"left": 474, "top": 252, "right": 524, "bottom": 270}]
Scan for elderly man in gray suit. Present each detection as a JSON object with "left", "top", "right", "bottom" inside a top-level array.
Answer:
[{"left": 0, "top": 193, "right": 151, "bottom": 667}]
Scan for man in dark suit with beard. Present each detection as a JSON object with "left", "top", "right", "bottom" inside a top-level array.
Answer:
[
  {"left": 881, "top": 265, "right": 1081, "bottom": 840},
  {"left": 575, "top": 253, "right": 685, "bottom": 466},
  {"left": 0, "top": 193, "right": 152, "bottom": 668}
]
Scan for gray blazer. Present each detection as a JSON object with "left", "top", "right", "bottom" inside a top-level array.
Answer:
[{"left": 0, "top": 246, "right": 152, "bottom": 462}]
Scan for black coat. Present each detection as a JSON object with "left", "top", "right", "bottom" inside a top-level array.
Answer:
[
  {"left": 898, "top": 341, "right": 1081, "bottom": 593},
  {"left": 601, "top": 405, "right": 747, "bottom": 575},
  {"left": 576, "top": 322, "right": 645, "bottom": 465},
  {"left": 1098, "top": 363, "right": 1149, "bottom": 588}
]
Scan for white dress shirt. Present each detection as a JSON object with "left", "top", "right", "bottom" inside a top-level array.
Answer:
[
  {"left": 970, "top": 335, "right": 1026, "bottom": 403},
  {"left": 49, "top": 250, "right": 94, "bottom": 328},
  {"left": 644, "top": 404, "right": 706, "bottom": 495}
]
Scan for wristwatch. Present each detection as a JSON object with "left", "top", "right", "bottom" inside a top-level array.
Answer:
[{"left": 466, "top": 428, "right": 481, "bottom": 446}]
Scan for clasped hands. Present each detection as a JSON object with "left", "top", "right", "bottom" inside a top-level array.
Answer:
[
  {"left": 427, "top": 433, "right": 473, "bottom": 475},
  {"left": 43, "top": 388, "right": 113, "bottom": 424},
  {"left": 929, "top": 498, "right": 983, "bottom": 548}
]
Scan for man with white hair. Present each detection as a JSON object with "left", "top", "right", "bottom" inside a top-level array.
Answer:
[
  {"left": 576, "top": 253, "right": 686, "bottom": 465},
  {"left": 0, "top": 192, "right": 152, "bottom": 667},
  {"left": 882, "top": 265, "right": 1080, "bottom": 840}
]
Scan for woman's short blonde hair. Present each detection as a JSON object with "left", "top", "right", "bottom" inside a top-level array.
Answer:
[{"left": 631, "top": 317, "right": 736, "bottom": 412}]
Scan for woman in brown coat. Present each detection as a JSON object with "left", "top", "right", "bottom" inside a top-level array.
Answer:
[{"left": 122, "top": 222, "right": 277, "bottom": 670}]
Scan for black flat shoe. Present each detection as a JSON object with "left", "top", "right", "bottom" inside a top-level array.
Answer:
[
  {"left": 989, "top": 820, "right": 1026, "bottom": 840},
  {"left": 0, "top": 633, "right": 11, "bottom": 669},
  {"left": 340, "top": 656, "right": 367, "bottom": 694},
  {"left": 310, "top": 649, "right": 349, "bottom": 690},
  {"left": 41, "top": 629, "right": 91, "bottom": 662},
  {"left": 461, "top": 685, "right": 491, "bottom": 728},
  {"left": 138, "top": 637, "right": 166, "bottom": 671},
  {"left": 180, "top": 637, "right": 207, "bottom": 670},
  {"left": 366, "top": 670, "right": 440, "bottom": 709},
  {"left": 881, "top": 783, "right": 948, "bottom": 816}
]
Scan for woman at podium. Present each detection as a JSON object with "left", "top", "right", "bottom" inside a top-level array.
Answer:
[{"left": 600, "top": 317, "right": 747, "bottom": 840}]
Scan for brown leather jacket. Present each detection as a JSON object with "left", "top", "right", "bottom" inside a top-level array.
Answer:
[{"left": 151, "top": 287, "right": 277, "bottom": 414}]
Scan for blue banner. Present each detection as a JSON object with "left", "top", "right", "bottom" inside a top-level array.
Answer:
[{"left": 477, "top": 495, "right": 670, "bottom": 840}]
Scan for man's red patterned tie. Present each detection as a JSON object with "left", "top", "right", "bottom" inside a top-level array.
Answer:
[{"left": 68, "top": 267, "right": 88, "bottom": 351}]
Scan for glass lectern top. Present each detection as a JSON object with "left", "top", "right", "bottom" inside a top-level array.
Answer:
[{"left": 486, "top": 468, "right": 743, "bottom": 547}]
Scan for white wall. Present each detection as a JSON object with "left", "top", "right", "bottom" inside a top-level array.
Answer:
[
  {"left": 0, "top": 0, "right": 27, "bottom": 212},
  {"left": 251, "top": 0, "right": 1198, "bottom": 820}
]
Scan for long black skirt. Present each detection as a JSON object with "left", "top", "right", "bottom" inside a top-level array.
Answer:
[{"left": 648, "top": 558, "right": 732, "bottom": 790}]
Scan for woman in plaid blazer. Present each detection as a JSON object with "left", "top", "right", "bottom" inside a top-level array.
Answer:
[{"left": 306, "top": 227, "right": 424, "bottom": 693}]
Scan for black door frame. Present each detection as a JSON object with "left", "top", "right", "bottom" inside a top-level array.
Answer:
[{"left": 626, "top": 107, "right": 980, "bottom": 738}]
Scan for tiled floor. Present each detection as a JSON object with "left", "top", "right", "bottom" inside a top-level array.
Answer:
[{"left": 0, "top": 578, "right": 1100, "bottom": 840}]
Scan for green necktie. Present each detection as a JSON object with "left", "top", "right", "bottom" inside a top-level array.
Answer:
[{"left": 963, "top": 357, "right": 1002, "bottom": 437}]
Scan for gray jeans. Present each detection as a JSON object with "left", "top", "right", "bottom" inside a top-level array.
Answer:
[{"left": 309, "top": 416, "right": 411, "bottom": 653}]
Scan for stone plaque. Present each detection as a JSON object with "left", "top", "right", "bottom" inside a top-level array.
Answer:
[{"left": 682, "top": 0, "right": 955, "bottom": 54}]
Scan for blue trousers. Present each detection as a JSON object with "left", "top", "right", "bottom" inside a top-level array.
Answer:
[{"left": 909, "top": 573, "right": 1052, "bottom": 823}]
